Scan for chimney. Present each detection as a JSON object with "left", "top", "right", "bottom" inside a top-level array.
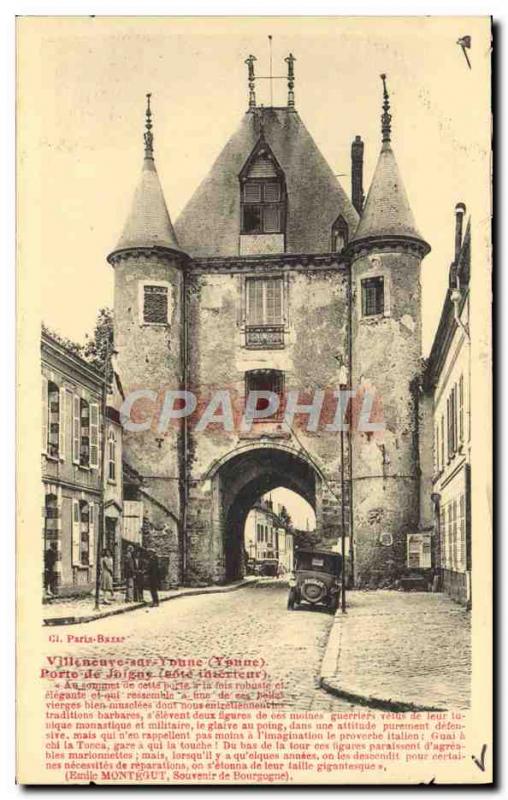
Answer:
[
  {"left": 454, "top": 202, "right": 466, "bottom": 263},
  {"left": 351, "top": 135, "right": 364, "bottom": 214}
]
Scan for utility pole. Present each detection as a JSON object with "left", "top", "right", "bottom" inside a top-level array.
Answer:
[
  {"left": 94, "top": 335, "right": 111, "bottom": 610},
  {"left": 338, "top": 365, "right": 349, "bottom": 614}
]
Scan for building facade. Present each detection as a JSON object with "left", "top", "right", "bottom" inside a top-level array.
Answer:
[
  {"left": 244, "top": 498, "right": 294, "bottom": 574},
  {"left": 42, "top": 330, "right": 104, "bottom": 596},
  {"left": 425, "top": 205, "right": 471, "bottom": 606},
  {"left": 108, "top": 62, "right": 432, "bottom": 587}
]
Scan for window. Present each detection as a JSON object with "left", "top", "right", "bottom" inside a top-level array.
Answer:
[
  {"left": 246, "top": 277, "right": 284, "bottom": 326},
  {"left": 361, "top": 277, "right": 384, "bottom": 317},
  {"left": 42, "top": 379, "right": 65, "bottom": 459},
  {"left": 242, "top": 179, "right": 285, "bottom": 234},
  {"left": 435, "top": 423, "right": 440, "bottom": 472},
  {"left": 459, "top": 375, "right": 464, "bottom": 444},
  {"left": 108, "top": 430, "right": 116, "bottom": 482},
  {"left": 245, "top": 369, "right": 284, "bottom": 421},
  {"left": 331, "top": 216, "right": 348, "bottom": 253},
  {"left": 407, "top": 533, "right": 432, "bottom": 569},
  {"left": 440, "top": 415, "right": 445, "bottom": 468},
  {"left": 72, "top": 499, "right": 95, "bottom": 567},
  {"left": 72, "top": 396, "right": 99, "bottom": 469},
  {"left": 143, "top": 285, "right": 169, "bottom": 324},
  {"left": 80, "top": 399, "right": 90, "bottom": 467}
]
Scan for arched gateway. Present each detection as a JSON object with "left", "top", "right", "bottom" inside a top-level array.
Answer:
[{"left": 207, "top": 444, "right": 319, "bottom": 582}]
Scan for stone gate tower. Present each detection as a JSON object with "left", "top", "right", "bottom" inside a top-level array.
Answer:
[
  {"left": 108, "top": 64, "right": 431, "bottom": 588},
  {"left": 108, "top": 95, "right": 188, "bottom": 578},
  {"left": 349, "top": 76, "right": 430, "bottom": 585}
]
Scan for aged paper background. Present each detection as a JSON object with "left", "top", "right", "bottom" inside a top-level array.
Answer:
[{"left": 17, "top": 16, "right": 492, "bottom": 785}]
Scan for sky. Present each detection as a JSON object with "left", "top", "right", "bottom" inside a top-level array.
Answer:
[
  {"left": 18, "top": 17, "right": 490, "bottom": 532},
  {"left": 19, "top": 16, "right": 490, "bottom": 357}
]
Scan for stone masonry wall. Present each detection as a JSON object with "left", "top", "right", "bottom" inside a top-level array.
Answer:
[{"left": 351, "top": 248, "right": 423, "bottom": 586}]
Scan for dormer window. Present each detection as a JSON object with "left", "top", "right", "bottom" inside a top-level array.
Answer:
[
  {"left": 242, "top": 180, "right": 284, "bottom": 234},
  {"left": 240, "top": 141, "right": 286, "bottom": 237},
  {"left": 332, "top": 216, "right": 348, "bottom": 253}
]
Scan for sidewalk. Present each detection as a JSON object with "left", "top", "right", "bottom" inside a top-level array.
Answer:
[
  {"left": 43, "top": 576, "right": 259, "bottom": 626},
  {"left": 320, "top": 590, "right": 471, "bottom": 711}
]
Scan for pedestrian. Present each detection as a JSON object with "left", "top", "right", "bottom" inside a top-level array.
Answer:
[
  {"left": 100, "top": 549, "right": 115, "bottom": 604},
  {"left": 147, "top": 549, "right": 160, "bottom": 607},
  {"left": 124, "top": 545, "right": 135, "bottom": 602},
  {"left": 44, "top": 544, "right": 57, "bottom": 597},
  {"left": 133, "top": 546, "right": 144, "bottom": 602}
]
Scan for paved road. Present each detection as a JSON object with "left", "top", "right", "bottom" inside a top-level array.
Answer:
[{"left": 56, "top": 581, "right": 354, "bottom": 711}]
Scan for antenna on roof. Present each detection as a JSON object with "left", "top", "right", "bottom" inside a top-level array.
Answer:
[{"left": 268, "top": 36, "right": 273, "bottom": 106}]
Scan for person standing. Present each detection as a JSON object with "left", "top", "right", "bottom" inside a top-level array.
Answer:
[
  {"left": 133, "top": 546, "right": 144, "bottom": 602},
  {"left": 44, "top": 544, "right": 57, "bottom": 597},
  {"left": 100, "top": 549, "right": 115, "bottom": 604},
  {"left": 147, "top": 549, "right": 160, "bottom": 607},
  {"left": 124, "top": 546, "right": 135, "bottom": 602}
]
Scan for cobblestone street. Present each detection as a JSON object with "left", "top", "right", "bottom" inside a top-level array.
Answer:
[{"left": 53, "top": 582, "right": 355, "bottom": 711}]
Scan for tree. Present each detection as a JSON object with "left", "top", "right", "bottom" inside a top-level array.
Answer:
[
  {"left": 291, "top": 528, "right": 321, "bottom": 551},
  {"left": 278, "top": 505, "right": 292, "bottom": 529},
  {"left": 82, "top": 307, "right": 114, "bottom": 390}
]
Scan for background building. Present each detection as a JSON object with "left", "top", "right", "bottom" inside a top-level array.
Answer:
[
  {"left": 244, "top": 497, "right": 294, "bottom": 574},
  {"left": 42, "top": 329, "right": 104, "bottom": 596},
  {"left": 425, "top": 204, "right": 471, "bottom": 606}
]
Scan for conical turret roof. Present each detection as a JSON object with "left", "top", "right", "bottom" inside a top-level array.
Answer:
[
  {"left": 352, "top": 75, "right": 427, "bottom": 248},
  {"left": 352, "top": 142, "right": 424, "bottom": 243},
  {"left": 110, "top": 95, "right": 185, "bottom": 258}
]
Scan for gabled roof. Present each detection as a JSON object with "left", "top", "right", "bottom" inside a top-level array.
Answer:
[
  {"left": 174, "top": 107, "right": 359, "bottom": 257},
  {"left": 111, "top": 157, "right": 184, "bottom": 256},
  {"left": 352, "top": 142, "right": 425, "bottom": 244}
]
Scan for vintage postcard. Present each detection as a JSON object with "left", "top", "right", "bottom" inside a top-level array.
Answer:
[{"left": 16, "top": 16, "right": 492, "bottom": 785}]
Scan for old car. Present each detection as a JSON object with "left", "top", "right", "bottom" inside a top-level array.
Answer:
[{"left": 287, "top": 549, "right": 342, "bottom": 613}]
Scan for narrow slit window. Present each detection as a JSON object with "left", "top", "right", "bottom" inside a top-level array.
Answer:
[{"left": 361, "top": 276, "right": 384, "bottom": 317}]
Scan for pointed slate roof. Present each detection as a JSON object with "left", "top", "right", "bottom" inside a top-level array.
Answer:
[
  {"left": 174, "top": 107, "right": 359, "bottom": 257},
  {"left": 351, "top": 142, "right": 424, "bottom": 243},
  {"left": 110, "top": 95, "right": 185, "bottom": 258},
  {"left": 352, "top": 75, "right": 427, "bottom": 248}
]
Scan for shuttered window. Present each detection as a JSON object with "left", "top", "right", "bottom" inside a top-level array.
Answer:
[
  {"left": 47, "top": 381, "right": 60, "bottom": 458},
  {"left": 246, "top": 277, "right": 283, "bottom": 326},
  {"left": 72, "top": 396, "right": 81, "bottom": 464},
  {"left": 72, "top": 499, "right": 80, "bottom": 566},
  {"left": 88, "top": 502, "right": 95, "bottom": 566},
  {"left": 80, "top": 399, "right": 90, "bottom": 467},
  {"left": 59, "top": 387, "right": 66, "bottom": 461},
  {"left": 89, "top": 403, "right": 99, "bottom": 469},
  {"left": 241, "top": 179, "right": 285, "bottom": 235},
  {"left": 42, "top": 375, "right": 48, "bottom": 454},
  {"left": 143, "top": 285, "right": 168, "bottom": 324},
  {"left": 108, "top": 430, "right": 116, "bottom": 481},
  {"left": 459, "top": 374, "right": 464, "bottom": 444}
]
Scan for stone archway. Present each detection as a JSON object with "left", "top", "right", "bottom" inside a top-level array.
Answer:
[{"left": 212, "top": 445, "right": 319, "bottom": 583}]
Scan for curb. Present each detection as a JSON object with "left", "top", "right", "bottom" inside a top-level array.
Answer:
[
  {"left": 318, "top": 607, "right": 446, "bottom": 713},
  {"left": 43, "top": 578, "right": 260, "bottom": 627}
]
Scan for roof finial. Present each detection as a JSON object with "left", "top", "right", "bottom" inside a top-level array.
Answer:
[
  {"left": 285, "top": 53, "right": 296, "bottom": 108},
  {"left": 245, "top": 55, "right": 257, "bottom": 110},
  {"left": 380, "top": 74, "right": 391, "bottom": 145},
  {"left": 144, "top": 92, "right": 154, "bottom": 160}
]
